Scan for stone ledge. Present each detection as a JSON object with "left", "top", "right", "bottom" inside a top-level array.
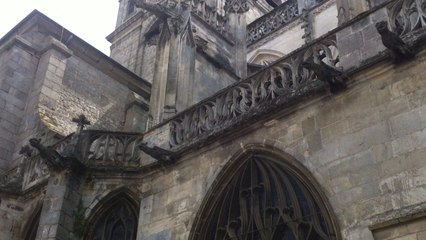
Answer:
[{"left": 369, "top": 202, "right": 426, "bottom": 231}]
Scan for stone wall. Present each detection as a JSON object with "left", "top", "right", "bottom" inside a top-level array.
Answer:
[
  {"left": 110, "top": 26, "right": 142, "bottom": 74},
  {"left": 109, "top": 12, "right": 146, "bottom": 75},
  {"left": 372, "top": 216, "right": 426, "bottom": 240},
  {"left": 43, "top": 53, "right": 131, "bottom": 135},
  {"left": 0, "top": 11, "right": 150, "bottom": 169},
  {"left": 0, "top": 36, "right": 41, "bottom": 171},
  {"left": 0, "top": 16, "right": 149, "bottom": 239},
  {"left": 193, "top": 54, "right": 236, "bottom": 103},
  {"left": 336, "top": 7, "right": 387, "bottom": 70},
  {"left": 74, "top": 47, "right": 426, "bottom": 240}
]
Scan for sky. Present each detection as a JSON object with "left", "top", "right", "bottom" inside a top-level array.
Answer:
[{"left": 0, "top": 0, "right": 119, "bottom": 55}]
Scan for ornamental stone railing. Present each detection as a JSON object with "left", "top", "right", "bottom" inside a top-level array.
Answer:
[
  {"left": 247, "top": 0, "right": 327, "bottom": 45},
  {"left": 388, "top": 0, "right": 426, "bottom": 36},
  {"left": 78, "top": 130, "right": 147, "bottom": 168},
  {"left": 169, "top": 34, "right": 339, "bottom": 147},
  {"left": 247, "top": 0, "right": 299, "bottom": 45}
]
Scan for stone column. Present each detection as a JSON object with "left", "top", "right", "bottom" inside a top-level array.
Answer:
[
  {"left": 336, "top": 0, "right": 370, "bottom": 25},
  {"left": 35, "top": 168, "right": 83, "bottom": 240},
  {"left": 225, "top": 0, "right": 250, "bottom": 79}
]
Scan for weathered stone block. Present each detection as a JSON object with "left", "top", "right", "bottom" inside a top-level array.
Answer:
[{"left": 389, "top": 110, "right": 422, "bottom": 138}]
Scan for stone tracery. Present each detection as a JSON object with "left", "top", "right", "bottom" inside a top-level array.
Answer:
[{"left": 189, "top": 149, "right": 340, "bottom": 240}]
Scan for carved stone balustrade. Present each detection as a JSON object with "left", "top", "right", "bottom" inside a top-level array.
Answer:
[
  {"left": 169, "top": 34, "right": 339, "bottom": 148},
  {"left": 79, "top": 130, "right": 148, "bottom": 169},
  {"left": 388, "top": 0, "right": 426, "bottom": 36},
  {"left": 247, "top": 0, "right": 299, "bottom": 45},
  {"left": 247, "top": 0, "right": 329, "bottom": 45}
]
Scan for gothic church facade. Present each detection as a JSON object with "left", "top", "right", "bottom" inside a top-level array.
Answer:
[{"left": 1, "top": 0, "right": 426, "bottom": 239}]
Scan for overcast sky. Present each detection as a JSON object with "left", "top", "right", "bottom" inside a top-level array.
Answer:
[{"left": 0, "top": 0, "right": 119, "bottom": 55}]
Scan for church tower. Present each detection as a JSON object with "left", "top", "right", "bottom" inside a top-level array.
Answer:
[{"left": 107, "top": 0, "right": 252, "bottom": 127}]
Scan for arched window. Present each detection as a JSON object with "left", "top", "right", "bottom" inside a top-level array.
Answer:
[
  {"left": 84, "top": 189, "right": 139, "bottom": 240},
  {"left": 190, "top": 148, "right": 340, "bottom": 240}
]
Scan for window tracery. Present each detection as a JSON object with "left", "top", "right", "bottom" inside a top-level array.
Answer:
[
  {"left": 190, "top": 151, "right": 340, "bottom": 240},
  {"left": 84, "top": 190, "right": 139, "bottom": 240}
]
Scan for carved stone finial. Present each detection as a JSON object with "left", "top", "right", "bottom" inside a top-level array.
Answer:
[
  {"left": 301, "top": 58, "right": 347, "bottom": 94},
  {"left": 224, "top": 0, "right": 250, "bottom": 13},
  {"left": 375, "top": 21, "right": 415, "bottom": 64},
  {"left": 139, "top": 142, "right": 177, "bottom": 164},
  {"left": 19, "top": 145, "right": 33, "bottom": 157}
]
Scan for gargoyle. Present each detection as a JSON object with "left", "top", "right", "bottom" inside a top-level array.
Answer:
[
  {"left": 375, "top": 21, "right": 415, "bottom": 63},
  {"left": 139, "top": 142, "right": 177, "bottom": 164},
  {"left": 301, "top": 58, "right": 347, "bottom": 94},
  {"left": 29, "top": 138, "right": 66, "bottom": 171}
]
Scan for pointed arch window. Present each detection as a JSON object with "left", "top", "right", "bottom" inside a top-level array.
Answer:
[
  {"left": 85, "top": 190, "right": 139, "bottom": 240},
  {"left": 190, "top": 151, "right": 340, "bottom": 240}
]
